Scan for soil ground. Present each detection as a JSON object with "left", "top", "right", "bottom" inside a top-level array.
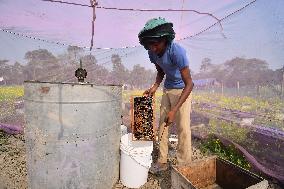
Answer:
[{"left": 0, "top": 131, "right": 282, "bottom": 189}]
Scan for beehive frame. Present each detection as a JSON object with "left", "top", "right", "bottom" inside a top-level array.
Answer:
[{"left": 130, "top": 95, "right": 156, "bottom": 141}]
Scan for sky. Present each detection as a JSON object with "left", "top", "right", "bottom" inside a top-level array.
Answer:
[{"left": 0, "top": 0, "right": 283, "bottom": 72}]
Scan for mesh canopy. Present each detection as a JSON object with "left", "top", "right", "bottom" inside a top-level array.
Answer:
[{"left": 0, "top": 0, "right": 283, "bottom": 186}]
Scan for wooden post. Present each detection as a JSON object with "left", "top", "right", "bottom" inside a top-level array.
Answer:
[
  {"left": 237, "top": 81, "right": 240, "bottom": 95},
  {"left": 33, "top": 67, "right": 36, "bottom": 80},
  {"left": 221, "top": 81, "right": 224, "bottom": 95},
  {"left": 281, "top": 65, "right": 284, "bottom": 98}
]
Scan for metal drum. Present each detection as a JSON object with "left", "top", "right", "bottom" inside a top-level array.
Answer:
[{"left": 24, "top": 81, "right": 121, "bottom": 189}]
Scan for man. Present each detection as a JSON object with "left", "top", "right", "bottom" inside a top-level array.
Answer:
[{"left": 138, "top": 17, "right": 194, "bottom": 173}]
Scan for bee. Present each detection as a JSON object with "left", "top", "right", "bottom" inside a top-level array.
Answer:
[{"left": 132, "top": 96, "right": 155, "bottom": 141}]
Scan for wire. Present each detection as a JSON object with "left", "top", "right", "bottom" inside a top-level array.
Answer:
[
  {"left": 1, "top": 0, "right": 257, "bottom": 49},
  {"left": 41, "top": 0, "right": 223, "bottom": 32},
  {"left": 0, "top": 28, "right": 71, "bottom": 46},
  {"left": 178, "top": 0, "right": 257, "bottom": 40},
  {"left": 41, "top": 0, "right": 91, "bottom": 7},
  {"left": 0, "top": 28, "right": 141, "bottom": 50},
  {"left": 40, "top": 0, "right": 257, "bottom": 45},
  {"left": 40, "top": 0, "right": 222, "bottom": 13}
]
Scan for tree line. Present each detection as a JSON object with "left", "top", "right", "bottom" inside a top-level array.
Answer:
[
  {"left": 1, "top": 48, "right": 283, "bottom": 90},
  {"left": 194, "top": 57, "right": 283, "bottom": 88},
  {"left": 0, "top": 46, "right": 156, "bottom": 89}
]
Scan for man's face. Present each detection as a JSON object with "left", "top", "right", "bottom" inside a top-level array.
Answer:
[{"left": 148, "top": 40, "right": 167, "bottom": 56}]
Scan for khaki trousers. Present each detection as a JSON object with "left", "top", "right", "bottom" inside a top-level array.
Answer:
[{"left": 157, "top": 88, "right": 192, "bottom": 164}]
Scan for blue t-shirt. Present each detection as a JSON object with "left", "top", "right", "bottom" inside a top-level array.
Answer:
[{"left": 148, "top": 42, "right": 189, "bottom": 89}]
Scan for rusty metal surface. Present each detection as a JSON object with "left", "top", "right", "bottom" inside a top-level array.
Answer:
[
  {"left": 177, "top": 157, "right": 216, "bottom": 188},
  {"left": 171, "top": 157, "right": 217, "bottom": 189},
  {"left": 216, "top": 158, "right": 263, "bottom": 189}
]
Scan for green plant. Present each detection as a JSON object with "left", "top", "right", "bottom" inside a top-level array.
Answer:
[{"left": 201, "top": 136, "right": 251, "bottom": 170}]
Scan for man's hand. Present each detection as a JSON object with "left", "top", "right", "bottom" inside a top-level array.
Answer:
[
  {"left": 143, "top": 84, "right": 159, "bottom": 97},
  {"left": 164, "top": 110, "right": 176, "bottom": 127}
]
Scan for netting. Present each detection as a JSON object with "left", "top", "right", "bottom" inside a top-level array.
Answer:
[{"left": 0, "top": 0, "right": 283, "bottom": 186}]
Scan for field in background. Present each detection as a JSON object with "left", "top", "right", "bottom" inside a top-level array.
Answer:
[
  {"left": 0, "top": 86, "right": 24, "bottom": 120},
  {"left": 1, "top": 86, "right": 283, "bottom": 132},
  {"left": 193, "top": 91, "right": 284, "bottom": 131},
  {"left": 0, "top": 86, "right": 283, "bottom": 181},
  {"left": 0, "top": 86, "right": 24, "bottom": 102}
]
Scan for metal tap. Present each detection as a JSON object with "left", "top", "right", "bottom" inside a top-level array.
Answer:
[{"left": 75, "top": 59, "right": 87, "bottom": 83}]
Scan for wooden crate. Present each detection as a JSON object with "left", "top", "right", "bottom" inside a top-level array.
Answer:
[{"left": 171, "top": 156, "right": 268, "bottom": 189}]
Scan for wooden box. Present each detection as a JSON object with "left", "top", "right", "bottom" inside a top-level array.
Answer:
[{"left": 171, "top": 156, "right": 268, "bottom": 189}]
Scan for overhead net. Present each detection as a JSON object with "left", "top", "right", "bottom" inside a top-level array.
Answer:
[{"left": 0, "top": 0, "right": 283, "bottom": 185}]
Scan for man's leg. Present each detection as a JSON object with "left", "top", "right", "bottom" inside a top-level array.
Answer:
[
  {"left": 157, "top": 90, "right": 171, "bottom": 164},
  {"left": 150, "top": 90, "right": 171, "bottom": 174},
  {"left": 168, "top": 89, "right": 192, "bottom": 164}
]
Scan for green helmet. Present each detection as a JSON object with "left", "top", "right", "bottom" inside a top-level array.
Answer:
[{"left": 138, "top": 17, "right": 175, "bottom": 49}]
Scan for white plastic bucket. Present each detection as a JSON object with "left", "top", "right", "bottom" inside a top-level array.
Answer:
[
  {"left": 120, "top": 125, "right": 128, "bottom": 137},
  {"left": 120, "top": 133, "right": 153, "bottom": 188}
]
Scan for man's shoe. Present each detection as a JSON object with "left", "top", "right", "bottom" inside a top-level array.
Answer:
[{"left": 149, "top": 162, "right": 168, "bottom": 174}]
